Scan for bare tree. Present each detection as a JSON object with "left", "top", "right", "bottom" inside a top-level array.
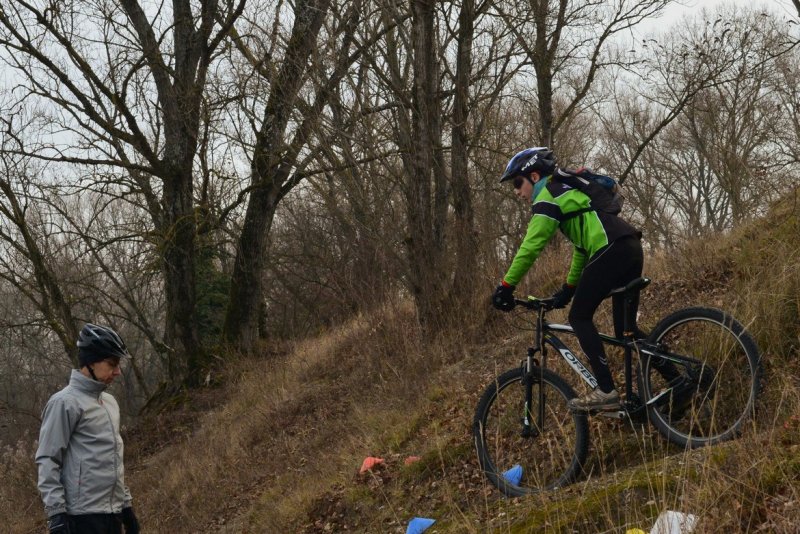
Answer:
[
  {"left": 0, "top": 0, "right": 245, "bottom": 383},
  {"left": 0, "top": 146, "right": 78, "bottom": 365},
  {"left": 399, "top": 0, "right": 449, "bottom": 326},
  {"left": 340, "top": 0, "right": 527, "bottom": 326},
  {"left": 217, "top": 0, "right": 373, "bottom": 352},
  {"left": 601, "top": 6, "right": 796, "bottom": 243},
  {"left": 494, "top": 0, "right": 673, "bottom": 149},
  {"left": 449, "top": 0, "right": 479, "bottom": 301}
]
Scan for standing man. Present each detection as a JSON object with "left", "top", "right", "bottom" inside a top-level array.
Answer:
[{"left": 36, "top": 323, "right": 141, "bottom": 534}]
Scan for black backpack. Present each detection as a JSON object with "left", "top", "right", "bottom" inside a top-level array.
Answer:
[{"left": 552, "top": 168, "right": 625, "bottom": 220}]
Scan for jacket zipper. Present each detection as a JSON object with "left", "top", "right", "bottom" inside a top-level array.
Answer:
[{"left": 100, "top": 396, "right": 120, "bottom": 512}]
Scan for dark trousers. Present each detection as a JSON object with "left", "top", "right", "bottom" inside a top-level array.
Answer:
[
  {"left": 569, "top": 235, "right": 680, "bottom": 392},
  {"left": 68, "top": 514, "right": 122, "bottom": 534},
  {"left": 569, "top": 235, "right": 643, "bottom": 393}
]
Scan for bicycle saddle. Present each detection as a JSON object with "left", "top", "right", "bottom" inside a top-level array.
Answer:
[{"left": 607, "top": 276, "right": 651, "bottom": 297}]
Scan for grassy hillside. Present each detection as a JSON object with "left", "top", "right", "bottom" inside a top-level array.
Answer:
[{"left": 4, "top": 192, "right": 800, "bottom": 533}]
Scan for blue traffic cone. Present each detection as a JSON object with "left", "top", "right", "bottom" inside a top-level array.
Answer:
[
  {"left": 502, "top": 464, "right": 523, "bottom": 485},
  {"left": 406, "top": 517, "right": 436, "bottom": 534}
]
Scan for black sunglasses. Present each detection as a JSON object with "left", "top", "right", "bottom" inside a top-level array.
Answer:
[{"left": 512, "top": 175, "right": 527, "bottom": 189}]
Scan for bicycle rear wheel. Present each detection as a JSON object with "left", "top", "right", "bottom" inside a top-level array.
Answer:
[
  {"left": 640, "top": 307, "right": 762, "bottom": 448},
  {"left": 473, "top": 366, "right": 589, "bottom": 496}
]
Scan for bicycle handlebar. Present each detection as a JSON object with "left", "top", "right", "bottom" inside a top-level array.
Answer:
[{"left": 513, "top": 297, "right": 560, "bottom": 311}]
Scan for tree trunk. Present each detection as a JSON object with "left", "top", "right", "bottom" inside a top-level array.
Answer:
[
  {"left": 223, "top": 172, "right": 280, "bottom": 351},
  {"left": 405, "top": 0, "right": 447, "bottom": 327},
  {"left": 450, "top": 0, "right": 477, "bottom": 302},
  {"left": 223, "top": 0, "right": 332, "bottom": 352},
  {"left": 161, "top": 166, "right": 202, "bottom": 382}
]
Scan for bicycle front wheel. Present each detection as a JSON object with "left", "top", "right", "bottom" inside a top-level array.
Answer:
[
  {"left": 473, "top": 366, "right": 589, "bottom": 496},
  {"left": 640, "top": 307, "right": 762, "bottom": 448}
]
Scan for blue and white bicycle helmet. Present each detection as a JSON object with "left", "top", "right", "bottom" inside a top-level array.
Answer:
[{"left": 499, "top": 147, "right": 556, "bottom": 183}]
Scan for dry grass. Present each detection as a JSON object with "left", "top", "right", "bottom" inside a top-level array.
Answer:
[
  {"left": 0, "top": 438, "right": 40, "bottom": 533},
  {"left": 4, "top": 196, "right": 800, "bottom": 533},
  {"left": 122, "top": 300, "right": 430, "bottom": 531}
]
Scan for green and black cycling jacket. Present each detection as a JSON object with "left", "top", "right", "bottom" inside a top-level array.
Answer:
[{"left": 503, "top": 177, "right": 641, "bottom": 287}]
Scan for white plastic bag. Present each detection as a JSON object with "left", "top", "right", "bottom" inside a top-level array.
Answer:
[{"left": 650, "top": 511, "right": 698, "bottom": 534}]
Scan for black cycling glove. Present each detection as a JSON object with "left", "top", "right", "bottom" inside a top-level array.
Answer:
[
  {"left": 492, "top": 283, "right": 516, "bottom": 312},
  {"left": 551, "top": 283, "right": 576, "bottom": 308},
  {"left": 120, "top": 507, "right": 140, "bottom": 534},
  {"left": 47, "top": 513, "right": 70, "bottom": 534}
]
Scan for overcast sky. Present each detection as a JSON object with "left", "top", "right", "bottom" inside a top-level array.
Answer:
[{"left": 640, "top": 0, "right": 796, "bottom": 33}]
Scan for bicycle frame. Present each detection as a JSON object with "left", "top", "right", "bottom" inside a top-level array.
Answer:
[
  {"left": 525, "top": 300, "right": 706, "bottom": 420},
  {"left": 543, "top": 323, "right": 639, "bottom": 418},
  {"left": 529, "top": 313, "right": 624, "bottom": 417}
]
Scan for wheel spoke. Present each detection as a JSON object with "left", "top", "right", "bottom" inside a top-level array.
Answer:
[
  {"left": 474, "top": 367, "right": 589, "bottom": 495},
  {"left": 642, "top": 308, "right": 761, "bottom": 448}
]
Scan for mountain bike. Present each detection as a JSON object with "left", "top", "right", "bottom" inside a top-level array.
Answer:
[{"left": 473, "top": 277, "right": 762, "bottom": 497}]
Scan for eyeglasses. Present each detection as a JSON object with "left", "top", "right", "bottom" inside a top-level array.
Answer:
[{"left": 512, "top": 175, "right": 526, "bottom": 189}]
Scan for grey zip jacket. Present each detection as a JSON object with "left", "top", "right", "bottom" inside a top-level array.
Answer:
[{"left": 35, "top": 370, "right": 132, "bottom": 517}]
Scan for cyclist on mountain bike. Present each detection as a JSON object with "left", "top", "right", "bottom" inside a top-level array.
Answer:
[{"left": 491, "top": 147, "right": 680, "bottom": 412}]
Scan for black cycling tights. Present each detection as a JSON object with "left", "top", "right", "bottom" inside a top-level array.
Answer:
[
  {"left": 68, "top": 514, "right": 122, "bottom": 534},
  {"left": 568, "top": 235, "right": 658, "bottom": 393}
]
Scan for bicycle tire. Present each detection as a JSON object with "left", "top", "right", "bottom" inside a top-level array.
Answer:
[
  {"left": 639, "top": 307, "right": 762, "bottom": 448},
  {"left": 473, "top": 366, "right": 589, "bottom": 496}
]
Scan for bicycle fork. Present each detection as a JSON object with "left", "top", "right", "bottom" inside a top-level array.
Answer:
[
  {"left": 521, "top": 307, "right": 547, "bottom": 438},
  {"left": 520, "top": 347, "right": 541, "bottom": 438}
]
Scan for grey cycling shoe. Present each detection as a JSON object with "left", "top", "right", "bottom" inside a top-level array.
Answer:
[{"left": 568, "top": 388, "right": 620, "bottom": 412}]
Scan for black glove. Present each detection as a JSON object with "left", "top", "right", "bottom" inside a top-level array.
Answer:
[
  {"left": 120, "top": 507, "right": 140, "bottom": 534},
  {"left": 492, "top": 282, "right": 516, "bottom": 312},
  {"left": 47, "top": 513, "right": 70, "bottom": 534},
  {"left": 551, "top": 283, "right": 576, "bottom": 308}
]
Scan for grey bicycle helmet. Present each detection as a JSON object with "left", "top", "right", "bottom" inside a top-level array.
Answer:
[
  {"left": 499, "top": 147, "right": 557, "bottom": 182},
  {"left": 77, "top": 323, "right": 129, "bottom": 366}
]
